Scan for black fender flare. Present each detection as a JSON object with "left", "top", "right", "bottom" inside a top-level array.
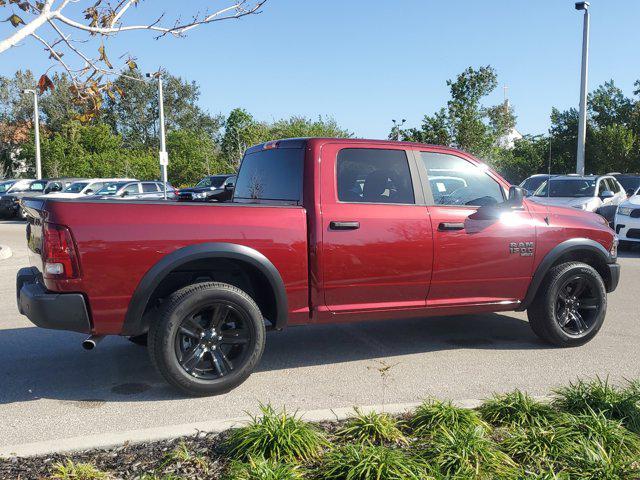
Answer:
[
  {"left": 121, "top": 242, "right": 288, "bottom": 336},
  {"left": 517, "top": 238, "right": 614, "bottom": 310}
]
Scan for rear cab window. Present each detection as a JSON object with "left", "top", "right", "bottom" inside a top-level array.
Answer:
[{"left": 234, "top": 146, "right": 304, "bottom": 205}]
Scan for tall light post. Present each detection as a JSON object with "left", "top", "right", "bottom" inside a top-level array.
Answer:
[
  {"left": 22, "top": 89, "right": 42, "bottom": 179},
  {"left": 146, "top": 71, "right": 168, "bottom": 200},
  {"left": 575, "top": 1, "right": 590, "bottom": 176}
]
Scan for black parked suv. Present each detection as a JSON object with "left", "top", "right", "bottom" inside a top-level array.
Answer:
[{"left": 177, "top": 174, "right": 236, "bottom": 202}]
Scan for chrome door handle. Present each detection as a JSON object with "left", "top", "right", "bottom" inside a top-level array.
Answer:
[{"left": 438, "top": 222, "right": 465, "bottom": 231}]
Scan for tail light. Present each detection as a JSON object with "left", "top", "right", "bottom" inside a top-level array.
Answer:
[{"left": 43, "top": 222, "right": 80, "bottom": 279}]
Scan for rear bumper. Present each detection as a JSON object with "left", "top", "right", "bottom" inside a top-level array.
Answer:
[
  {"left": 607, "top": 263, "right": 620, "bottom": 293},
  {"left": 16, "top": 267, "right": 91, "bottom": 333}
]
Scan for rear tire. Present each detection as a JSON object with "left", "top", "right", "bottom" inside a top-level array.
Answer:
[
  {"left": 148, "top": 282, "right": 265, "bottom": 396},
  {"left": 527, "top": 262, "right": 607, "bottom": 347}
]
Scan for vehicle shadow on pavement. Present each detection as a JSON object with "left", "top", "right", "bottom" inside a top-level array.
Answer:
[{"left": 0, "top": 313, "right": 544, "bottom": 405}]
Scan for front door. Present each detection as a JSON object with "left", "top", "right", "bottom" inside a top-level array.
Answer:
[
  {"left": 319, "top": 144, "right": 433, "bottom": 316},
  {"left": 415, "top": 149, "right": 536, "bottom": 307}
]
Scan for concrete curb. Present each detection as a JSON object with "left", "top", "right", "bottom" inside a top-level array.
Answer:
[
  {"left": 0, "top": 245, "right": 12, "bottom": 260},
  {"left": 0, "top": 396, "right": 554, "bottom": 458}
]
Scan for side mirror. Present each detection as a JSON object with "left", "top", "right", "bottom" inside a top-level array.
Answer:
[
  {"left": 121, "top": 190, "right": 129, "bottom": 197},
  {"left": 506, "top": 186, "right": 525, "bottom": 208},
  {"left": 600, "top": 190, "right": 614, "bottom": 199},
  {"left": 224, "top": 182, "right": 235, "bottom": 191},
  {"left": 85, "top": 189, "right": 94, "bottom": 195}
]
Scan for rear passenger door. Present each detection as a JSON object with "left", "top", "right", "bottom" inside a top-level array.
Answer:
[
  {"left": 141, "top": 182, "right": 161, "bottom": 199},
  {"left": 319, "top": 143, "right": 434, "bottom": 316},
  {"left": 416, "top": 150, "right": 536, "bottom": 307}
]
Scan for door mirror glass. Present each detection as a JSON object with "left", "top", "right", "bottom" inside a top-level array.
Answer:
[
  {"left": 224, "top": 182, "right": 235, "bottom": 190},
  {"left": 600, "top": 190, "right": 614, "bottom": 199},
  {"left": 84, "top": 189, "right": 94, "bottom": 195},
  {"left": 506, "top": 186, "right": 525, "bottom": 208}
]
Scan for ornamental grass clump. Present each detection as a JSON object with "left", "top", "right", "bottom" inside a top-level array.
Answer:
[
  {"left": 554, "top": 378, "right": 640, "bottom": 433},
  {"left": 224, "top": 456, "right": 304, "bottom": 480},
  {"left": 479, "top": 390, "right": 558, "bottom": 428},
  {"left": 49, "top": 459, "right": 109, "bottom": 480},
  {"left": 224, "top": 404, "right": 327, "bottom": 462},
  {"left": 321, "top": 444, "right": 429, "bottom": 480},
  {"left": 410, "top": 399, "right": 487, "bottom": 437},
  {"left": 498, "top": 423, "right": 575, "bottom": 470},
  {"left": 337, "top": 408, "right": 406, "bottom": 446},
  {"left": 420, "top": 425, "right": 516, "bottom": 479},
  {"left": 564, "top": 440, "right": 640, "bottom": 480}
]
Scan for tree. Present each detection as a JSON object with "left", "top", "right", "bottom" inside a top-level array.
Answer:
[
  {"left": 167, "top": 129, "right": 224, "bottom": 187},
  {"left": 0, "top": 1, "right": 267, "bottom": 100},
  {"left": 393, "top": 66, "right": 514, "bottom": 158}
]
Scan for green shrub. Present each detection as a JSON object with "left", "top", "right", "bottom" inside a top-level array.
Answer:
[
  {"left": 321, "top": 444, "right": 429, "bottom": 480},
  {"left": 479, "top": 391, "right": 557, "bottom": 428},
  {"left": 420, "top": 426, "right": 516, "bottom": 479},
  {"left": 564, "top": 409, "right": 640, "bottom": 458},
  {"left": 337, "top": 408, "right": 406, "bottom": 446},
  {"left": 499, "top": 423, "right": 574, "bottom": 469},
  {"left": 224, "top": 404, "right": 327, "bottom": 462},
  {"left": 554, "top": 378, "right": 640, "bottom": 433},
  {"left": 224, "top": 457, "right": 304, "bottom": 480},
  {"left": 159, "top": 441, "right": 209, "bottom": 473},
  {"left": 49, "top": 460, "right": 108, "bottom": 480},
  {"left": 564, "top": 440, "right": 640, "bottom": 479},
  {"left": 410, "top": 399, "right": 487, "bottom": 437}
]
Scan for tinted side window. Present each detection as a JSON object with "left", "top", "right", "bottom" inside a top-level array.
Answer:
[
  {"left": 124, "top": 183, "right": 139, "bottom": 194},
  {"left": 608, "top": 178, "right": 620, "bottom": 193},
  {"left": 337, "top": 149, "right": 415, "bottom": 204},
  {"left": 234, "top": 148, "right": 303, "bottom": 204},
  {"left": 142, "top": 182, "right": 158, "bottom": 193},
  {"left": 420, "top": 152, "right": 504, "bottom": 207}
]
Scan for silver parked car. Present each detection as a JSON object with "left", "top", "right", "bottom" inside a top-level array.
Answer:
[
  {"left": 529, "top": 174, "right": 626, "bottom": 224},
  {"left": 96, "top": 181, "right": 177, "bottom": 200}
]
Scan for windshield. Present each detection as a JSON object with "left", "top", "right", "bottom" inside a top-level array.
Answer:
[
  {"left": 535, "top": 179, "right": 597, "bottom": 198},
  {"left": 63, "top": 182, "right": 89, "bottom": 193},
  {"left": 521, "top": 176, "right": 548, "bottom": 193},
  {"left": 0, "top": 181, "right": 16, "bottom": 193},
  {"left": 97, "top": 182, "right": 128, "bottom": 195},
  {"left": 6, "top": 179, "right": 46, "bottom": 193},
  {"left": 616, "top": 177, "right": 640, "bottom": 194},
  {"left": 196, "top": 176, "right": 228, "bottom": 188}
]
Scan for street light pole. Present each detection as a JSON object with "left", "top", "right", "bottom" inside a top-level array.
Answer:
[
  {"left": 575, "top": 1, "right": 590, "bottom": 176},
  {"left": 23, "top": 89, "right": 42, "bottom": 179},
  {"left": 146, "top": 71, "right": 168, "bottom": 200}
]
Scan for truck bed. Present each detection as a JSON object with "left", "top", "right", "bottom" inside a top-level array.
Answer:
[{"left": 23, "top": 198, "right": 309, "bottom": 334}]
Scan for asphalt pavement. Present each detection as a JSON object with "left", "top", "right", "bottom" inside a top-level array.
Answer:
[{"left": 1, "top": 219, "right": 639, "bottom": 452}]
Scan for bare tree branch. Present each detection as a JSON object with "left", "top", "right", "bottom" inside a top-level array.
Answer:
[{"left": 0, "top": 0, "right": 267, "bottom": 98}]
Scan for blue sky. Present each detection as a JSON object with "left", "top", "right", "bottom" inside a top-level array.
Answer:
[{"left": 2, "top": 0, "right": 639, "bottom": 138}]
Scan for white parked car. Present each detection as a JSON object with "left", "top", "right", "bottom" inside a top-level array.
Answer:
[
  {"left": 614, "top": 187, "right": 640, "bottom": 247},
  {"left": 46, "top": 178, "right": 137, "bottom": 199},
  {"left": 530, "top": 175, "right": 626, "bottom": 224}
]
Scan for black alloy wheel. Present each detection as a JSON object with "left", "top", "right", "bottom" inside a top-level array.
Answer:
[
  {"left": 555, "top": 274, "right": 604, "bottom": 337},
  {"left": 175, "top": 302, "right": 251, "bottom": 379}
]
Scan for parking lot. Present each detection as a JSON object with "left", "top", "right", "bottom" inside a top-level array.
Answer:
[{"left": 1, "top": 218, "right": 639, "bottom": 452}]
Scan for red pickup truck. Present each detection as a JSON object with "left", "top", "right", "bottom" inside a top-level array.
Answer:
[{"left": 17, "top": 138, "right": 620, "bottom": 396}]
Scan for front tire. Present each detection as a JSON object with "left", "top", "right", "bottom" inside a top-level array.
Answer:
[
  {"left": 527, "top": 262, "right": 607, "bottom": 347},
  {"left": 148, "top": 282, "right": 266, "bottom": 396}
]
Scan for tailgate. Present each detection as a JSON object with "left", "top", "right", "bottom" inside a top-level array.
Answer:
[{"left": 22, "top": 197, "right": 46, "bottom": 272}]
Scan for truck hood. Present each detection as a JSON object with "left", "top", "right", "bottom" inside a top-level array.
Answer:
[{"left": 529, "top": 196, "right": 601, "bottom": 211}]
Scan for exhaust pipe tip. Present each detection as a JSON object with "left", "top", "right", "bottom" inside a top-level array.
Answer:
[{"left": 82, "top": 335, "right": 104, "bottom": 350}]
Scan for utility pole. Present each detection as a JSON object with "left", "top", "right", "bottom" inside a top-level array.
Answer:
[
  {"left": 575, "top": 2, "right": 590, "bottom": 176},
  {"left": 146, "top": 71, "right": 168, "bottom": 199},
  {"left": 22, "top": 89, "right": 41, "bottom": 179}
]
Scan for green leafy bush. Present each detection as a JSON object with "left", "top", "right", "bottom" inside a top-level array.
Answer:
[
  {"left": 321, "top": 444, "right": 429, "bottom": 480},
  {"left": 564, "top": 440, "right": 640, "bottom": 480},
  {"left": 49, "top": 460, "right": 108, "bottom": 480},
  {"left": 554, "top": 378, "right": 640, "bottom": 433},
  {"left": 479, "top": 390, "right": 557, "bottom": 428},
  {"left": 337, "top": 408, "right": 406, "bottom": 445},
  {"left": 224, "top": 457, "right": 304, "bottom": 480},
  {"left": 564, "top": 409, "right": 640, "bottom": 458},
  {"left": 420, "top": 425, "right": 516, "bottom": 479},
  {"left": 224, "top": 404, "right": 327, "bottom": 462},
  {"left": 499, "top": 423, "right": 574, "bottom": 469},
  {"left": 410, "top": 399, "right": 487, "bottom": 437}
]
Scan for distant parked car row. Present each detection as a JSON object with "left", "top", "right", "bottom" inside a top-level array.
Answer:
[
  {"left": 0, "top": 173, "right": 238, "bottom": 220},
  {"left": 520, "top": 172, "right": 640, "bottom": 247}
]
